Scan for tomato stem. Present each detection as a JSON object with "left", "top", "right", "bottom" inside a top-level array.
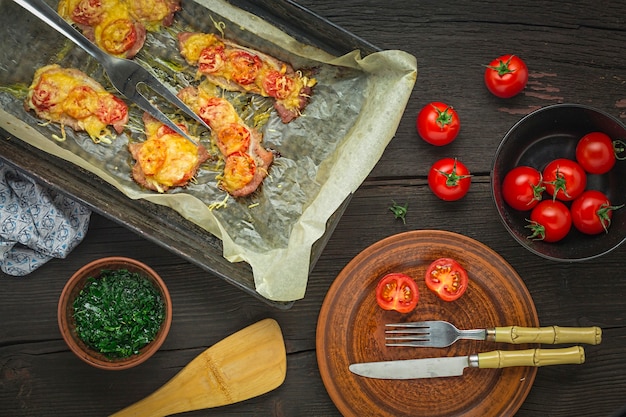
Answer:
[
  {"left": 546, "top": 166, "right": 570, "bottom": 200},
  {"left": 597, "top": 203, "right": 624, "bottom": 233},
  {"left": 525, "top": 220, "right": 546, "bottom": 241},
  {"left": 614, "top": 139, "right": 626, "bottom": 160},
  {"left": 436, "top": 158, "right": 472, "bottom": 187},
  {"left": 486, "top": 55, "right": 516, "bottom": 76},
  {"left": 432, "top": 104, "right": 455, "bottom": 128}
]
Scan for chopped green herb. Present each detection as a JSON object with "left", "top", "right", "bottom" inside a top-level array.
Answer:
[
  {"left": 72, "top": 269, "right": 166, "bottom": 359},
  {"left": 389, "top": 201, "right": 409, "bottom": 224}
]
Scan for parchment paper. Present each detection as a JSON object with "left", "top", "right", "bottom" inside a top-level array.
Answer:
[{"left": 0, "top": 0, "right": 417, "bottom": 301}]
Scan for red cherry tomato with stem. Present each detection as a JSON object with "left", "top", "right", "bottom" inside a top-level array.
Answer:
[
  {"left": 571, "top": 190, "right": 624, "bottom": 235},
  {"left": 424, "top": 258, "right": 469, "bottom": 302},
  {"left": 575, "top": 132, "right": 617, "bottom": 174},
  {"left": 542, "top": 158, "right": 587, "bottom": 202},
  {"left": 484, "top": 54, "right": 528, "bottom": 98},
  {"left": 501, "top": 166, "right": 545, "bottom": 211},
  {"left": 416, "top": 102, "right": 460, "bottom": 146},
  {"left": 428, "top": 158, "right": 472, "bottom": 201},
  {"left": 526, "top": 200, "right": 572, "bottom": 242},
  {"left": 375, "top": 273, "right": 419, "bottom": 314}
]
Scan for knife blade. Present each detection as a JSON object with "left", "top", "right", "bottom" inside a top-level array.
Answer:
[{"left": 349, "top": 346, "right": 585, "bottom": 379}]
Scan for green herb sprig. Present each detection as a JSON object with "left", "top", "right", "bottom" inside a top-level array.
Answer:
[{"left": 389, "top": 201, "right": 409, "bottom": 224}]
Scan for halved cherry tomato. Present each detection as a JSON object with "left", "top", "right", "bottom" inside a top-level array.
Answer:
[
  {"left": 424, "top": 258, "right": 468, "bottom": 302},
  {"left": 571, "top": 190, "right": 623, "bottom": 235},
  {"left": 375, "top": 273, "right": 419, "bottom": 314},
  {"left": 501, "top": 166, "right": 544, "bottom": 211},
  {"left": 542, "top": 158, "right": 587, "bottom": 202},
  {"left": 428, "top": 158, "right": 472, "bottom": 201},
  {"left": 526, "top": 199, "right": 572, "bottom": 242},
  {"left": 575, "top": 132, "right": 616, "bottom": 175},
  {"left": 484, "top": 54, "right": 528, "bottom": 98},
  {"left": 416, "top": 102, "right": 460, "bottom": 146}
]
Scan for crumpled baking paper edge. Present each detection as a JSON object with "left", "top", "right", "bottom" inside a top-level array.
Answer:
[{"left": 0, "top": 0, "right": 417, "bottom": 301}]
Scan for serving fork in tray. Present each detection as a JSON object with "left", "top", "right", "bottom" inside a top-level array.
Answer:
[
  {"left": 385, "top": 320, "right": 603, "bottom": 348},
  {"left": 13, "top": 0, "right": 210, "bottom": 145}
]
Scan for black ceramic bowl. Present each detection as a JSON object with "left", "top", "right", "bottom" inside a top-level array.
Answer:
[{"left": 491, "top": 104, "right": 626, "bottom": 261}]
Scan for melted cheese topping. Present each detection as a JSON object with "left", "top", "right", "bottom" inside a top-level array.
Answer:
[
  {"left": 25, "top": 64, "right": 128, "bottom": 143},
  {"left": 138, "top": 117, "right": 202, "bottom": 188},
  {"left": 221, "top": 152, "right": 255, "bottom": 193},
  {"left": 58, "top": 0, "right": 179, "bottom": 56},
  {"left": 178, "top": 32, "right": 317, "bottom": 114},
  {"left": 178, "top": 83, "right": 269, "bottom": 195}
]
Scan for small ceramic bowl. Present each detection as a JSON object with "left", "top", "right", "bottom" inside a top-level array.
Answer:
[
  {"left": 491, "top": 104, "right": 626, "bottom": 261},
  {"left": 58, "top": 257, "right": 172, "bottom": 370}
]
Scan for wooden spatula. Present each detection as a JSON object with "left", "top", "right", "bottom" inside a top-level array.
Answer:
[{"left": 110, "top": 318, "right": 286, "bottom": 416}]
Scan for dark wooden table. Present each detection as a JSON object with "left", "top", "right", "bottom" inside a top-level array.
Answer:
[{"left": 2, "top": 1, "right": 626, "bottom": 416}]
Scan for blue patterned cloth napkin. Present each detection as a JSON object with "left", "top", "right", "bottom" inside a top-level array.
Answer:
[{"left": 0, "top": 160, "right": 91, "bottom": 276}]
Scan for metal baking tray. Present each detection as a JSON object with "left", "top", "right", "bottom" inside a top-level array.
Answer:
[{"left": 0, "top": 0, "right": 380, "bottom": 309}]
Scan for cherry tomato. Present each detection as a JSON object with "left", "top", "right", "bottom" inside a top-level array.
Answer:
[
  {"left": 575, "top": 132, "right": 616, "bottom": 174},
  {"left": 416, "top": 102, "right": 460, "bottom": 146},
  {"left": 424, "top": 258, "right": 468, "bottom": 302},
  {"left": 428, "top": 158, "right": 471, "bottom": 201},
  {"left": 501, "top": 166, "right": 544, "bottom": 211},
  {"left": 484, "top": 54, "right": 528, "bottom": 98},
  {"left": 526, "top": 200, "right": 572, "bottom": 242},
  {"left": 542, "top": 158, "right": 587, "bottom": 201},
  {"left": 375, "top": 273, "right": 419, "bottom": 314},
  {"left": 571, "top": 190, "right": 623, "bottom": 235}
]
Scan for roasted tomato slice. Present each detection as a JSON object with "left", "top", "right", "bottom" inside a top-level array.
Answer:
[
  {"left": 96, "top": 95, "right": 128, "bottom": 125},
  {"left": 229, "top": 51, "right": 262, "bottom": 85},
  {"left": 63, "top": 86, "right": 99, "bottom": 119},
  {"left": 375, "top": 273, "right": 419, "bottom": 313},
  {"left": 263, "top": 70, "right": 295, "bottom": 99},
  {"left": 71, "top": 0, "right": 104, "bottom": 26},
  {"left": 424, "top": 258, "right": 468, "bottom": 302},
  {"left": 100, "top": 19, "right": 138, "bottom": 55},
  {"left": 198, "top": 45, "right": 226, "bottom": 74},
  {"left": 217, "top": 123, "right": 251, "bottom": 156}
]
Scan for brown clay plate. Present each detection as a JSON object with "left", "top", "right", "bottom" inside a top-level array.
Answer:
[{"left": 316, "top": 230, "right": 539, "bottom": 417}]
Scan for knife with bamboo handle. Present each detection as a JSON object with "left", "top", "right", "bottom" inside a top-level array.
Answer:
[{"left": 349, "top": 346, "right": 585, "bottom": 379}]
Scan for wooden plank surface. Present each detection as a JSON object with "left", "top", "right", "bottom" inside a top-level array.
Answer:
[{"left": 1, "top": 0, "right": 626, "bottom": 416}]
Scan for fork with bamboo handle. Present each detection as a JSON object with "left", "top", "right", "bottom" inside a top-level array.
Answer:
[{"left": 385, "top": 321, "right": 602, "bottom": 348}]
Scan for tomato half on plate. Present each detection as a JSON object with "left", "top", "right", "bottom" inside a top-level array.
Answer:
[
  {"left": 375, "top": 273, "right": 419, "bottom": 313},
  {"left": 424, "top": 258, "right": 468, "bottom": 302}
]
